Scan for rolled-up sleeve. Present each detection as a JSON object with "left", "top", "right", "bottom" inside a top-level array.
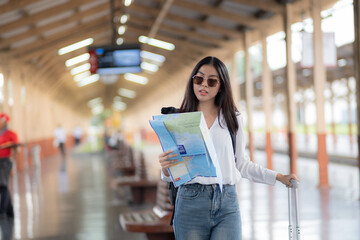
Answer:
[{"left": 235, "top": 115, "right": 277, "bottom": 185}]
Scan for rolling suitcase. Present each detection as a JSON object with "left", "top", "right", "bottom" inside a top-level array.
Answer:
[{"left": 288, "top": 179, "right": 300, "bottom": 240}]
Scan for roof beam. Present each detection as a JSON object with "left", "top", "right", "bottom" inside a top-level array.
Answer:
[
  {"left": 12, "top": 18, "right": 110, "bottom": 58},
  {"left": 21, "top": 30, "right": 111, "bottom": 62},
  {"left": 0, "top": 2, "right": 110, "bottom": 50},
  {"left": 130, "top": 15, "right": 221, "bottom": 48},
  {"left": 148, "top": 0, "right": 174, "bottom": 38},
  {"left": 130, "top": 3, "right": 242, "bottom": 39},
  {"left": 165, "top": 0, "right": 260, "bottom": 29},
  {"left": 0, "top": 0, "right": 94, "bottom": 33},
  {"left": 0, "top": 0, "right": 40, "bottom": 15},
  {"left": 229, "top": 0, "right": 285, "bottom": 14}
]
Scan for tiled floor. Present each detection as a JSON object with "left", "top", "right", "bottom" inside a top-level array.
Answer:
[{"left": 2, "top": 147, "right": 360, "bottom": 240}]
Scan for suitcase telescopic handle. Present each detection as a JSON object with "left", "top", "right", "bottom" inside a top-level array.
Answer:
[{"left": 288, "top": 179, "right": 300, "bottom": 240}]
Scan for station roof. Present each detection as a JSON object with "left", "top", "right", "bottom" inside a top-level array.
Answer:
[{"left": 0, "top": 0, "right": 340, "bottom": 114}]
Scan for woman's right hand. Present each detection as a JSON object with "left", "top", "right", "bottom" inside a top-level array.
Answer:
[{"left": 159, "top": 150, "right": 178, "bottom": 177}]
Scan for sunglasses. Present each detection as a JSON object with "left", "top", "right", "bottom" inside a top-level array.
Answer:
[{"left": 192, "top": 75, "right": 219, "bottom": 88}]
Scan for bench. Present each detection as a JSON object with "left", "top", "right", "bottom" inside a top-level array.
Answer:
[
  {"left": 115, "top": 151, "right": 158, "bottom": 204},
  {"left": 111, "top": 143, "right": 136, "bottom": 176},
  {"left": 119, "top": 180, "right": 175, "bottom": 240}
]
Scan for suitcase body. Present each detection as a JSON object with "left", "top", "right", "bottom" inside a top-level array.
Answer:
[{"left": 288, "top": 179, "right": 300, "bottom": 240}]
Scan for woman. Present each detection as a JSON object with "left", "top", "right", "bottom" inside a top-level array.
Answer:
[
  {"left": 0, "top": 113, "right": 18, "bottom": 218},
  {"left": 158, "top": 56, "right": 299, "bottom": 240}
]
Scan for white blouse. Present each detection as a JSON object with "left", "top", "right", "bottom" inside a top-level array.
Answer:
[{"left": 161, "top": 112, "right": 278, "bottom": 186}]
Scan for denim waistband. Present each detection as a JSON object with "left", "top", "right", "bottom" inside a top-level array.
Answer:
[{"left": 181, "top": 183, "right": 234, "bottom": 192}]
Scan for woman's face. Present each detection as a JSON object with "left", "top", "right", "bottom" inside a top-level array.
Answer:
[{"left": 193, "top": 64, "right": 221, "bottom": 104}]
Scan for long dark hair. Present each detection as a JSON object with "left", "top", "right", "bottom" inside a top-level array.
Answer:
[{"left": 179, "top": 56, "right": 239, "bottom": 135}]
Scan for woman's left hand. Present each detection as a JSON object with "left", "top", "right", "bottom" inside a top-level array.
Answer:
[{"left": 276, "top": 173, "right": 299, "bottom": 187}]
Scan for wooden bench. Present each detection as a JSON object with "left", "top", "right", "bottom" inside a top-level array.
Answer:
[
  {"left": 119, "top": 180, "right": 175, "bottom": 240},
  {"left": 111, "top": 143, "right": 136, "bottom": 176},
  {"left": 115, "top": 151, "right": 158, "bottom": 204}
]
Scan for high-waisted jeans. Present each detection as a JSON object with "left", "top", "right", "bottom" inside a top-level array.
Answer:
[{"left": 174, "top": 183, "right": 241, "bottom": 240}]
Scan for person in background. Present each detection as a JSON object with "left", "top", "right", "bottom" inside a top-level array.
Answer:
[
  {"left": 72, "top": 125, "right": 83, "bottom": 146},
  {"left": 0, "top": 113, "right": 18, "bottom": 218},
  {"left": 54, "top": 125, "right": 66, "bottom": 160},
  {"left": 158, "top": 56, "right": 299, "bottom": 240}
]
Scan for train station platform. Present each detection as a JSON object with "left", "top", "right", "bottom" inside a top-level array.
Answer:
[{"left": 2, "top": 142, "right": 358, "bottom": 240}]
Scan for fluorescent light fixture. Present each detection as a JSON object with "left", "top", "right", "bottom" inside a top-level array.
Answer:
[
  {"left": 138, "top": 35, "right": 175, "bottom": 51},
  {"left": 118, "top": 88, "right": 136, "bottom": 99},
  {"left": 124, "top": 0, "right": 132, "bottom": 6},
  {"left": 91, "top": 104, "right": 104, "bottom": 115},
  {"left": 77, "top": 74, "right": 100, "bottom": 87},
  {"left": 70, "top": 63, "right": 90, "bottom": 75},
  {"left": 113, "top": 101, "right": 127, "bottom": 111},
  {"left": 120, "top": 14, "right": 128, "bottom": 24},
  {"left": 141, "top": 50, "right": 166, "bottom": 63},
  {"left": 116, "top": 37, "right": 124, "bottom": 45},
  {"left": 88, "top": 97, "right": 102, "bottom": 107},
  {"left": 124, "top": 73, "right": 148, "bottom": 85},
  {"left": 65, "top": 53, "right": 90, "bottom": 67},
  {"left": 118, "top": 26, "right": 126, "bottom": 35},
  {"left": 141, "top": 62, "right": 158, "bottom": 73},
  {"left": 58, "top": 38, "right": 93, "bottom": 55},
  {"left": 74, "top": 71, "right": 91, "bottom": 82}
]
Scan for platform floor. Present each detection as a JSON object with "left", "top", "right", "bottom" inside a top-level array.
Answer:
[{"left": 2, "top": 147, "right": 360, "bottom": 240}]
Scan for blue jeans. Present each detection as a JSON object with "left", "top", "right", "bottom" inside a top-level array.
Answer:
[{"left": 174, "top": 183, "right": 241, "bottom": 240}]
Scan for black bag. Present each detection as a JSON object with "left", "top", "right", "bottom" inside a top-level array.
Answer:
[{"left": 161, "top": 107, "right": 236, "bottom": 225}]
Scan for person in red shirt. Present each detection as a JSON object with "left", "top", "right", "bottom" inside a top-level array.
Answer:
[{"left": 0, "top": 113, "right": 18, "bottom": 218}]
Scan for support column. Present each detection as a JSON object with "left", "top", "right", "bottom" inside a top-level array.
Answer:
[
  {"left": 330, "top": 82, "right": 337, "bottom": 146},
  {"left": 313, "top": 0, "right": 329, "bottom": 188},
  {"left": 244, "top": 31, "right": 255, "bottom": 162},
  {"left": 284, "top": 3, "right": 298, "bottom": 174},
  {"left": 261, "top": 34, "right": 273, "bottom": 169},
  {"left": 231, "top": 54, "right": 241, "bottom": 108},
  {"left": 353, "top": 0, "right": 360, "bottom": 199},
  {"left": 347, "top": 78, "right": 354, "bottom": 147}
]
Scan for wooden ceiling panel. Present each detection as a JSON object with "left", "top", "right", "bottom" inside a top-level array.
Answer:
[{"left": 0, "top": 0, "right": 342, "bottom": 114}]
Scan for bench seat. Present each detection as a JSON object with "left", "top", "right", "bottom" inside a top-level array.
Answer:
[{"left": 119, "top": 181, "right": 175, "bottom": 240}]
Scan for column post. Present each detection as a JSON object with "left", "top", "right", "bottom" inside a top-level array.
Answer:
[
  {"left": 244, "top": 31, "right": 255, "bottom": 162},
  {"left": 261, "top": 33, "right": 273, "bottom": 169},
  {"left": 284, "top": 3, "right": 298, "bottom": 174},
  {"left": 312, "top": 0, "right": 329, "bottom": 188}
]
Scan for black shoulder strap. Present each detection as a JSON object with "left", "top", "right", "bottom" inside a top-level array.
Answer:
[
  {"left": 229, "top": 129, "right": 236, "bottom": 156},
  {"left": 161, "top": 107, "right": 179, "bottom": 114}
]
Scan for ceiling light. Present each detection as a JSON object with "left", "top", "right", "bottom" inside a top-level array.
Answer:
[
  {"left": 120, "top": 15, "right": 129, "bottom": 24},
  {"left": 70, "top": 63, "right": 90, "bottom": 75},
  {"left": 124, "top": 73, "right": 148, "bottom": 85},
  {"left": 65, "top": 53, "right": 90, "bottom": 67},
  {"left": 91, "top": 104, "right": 104, "bottom": 115},
  {"left": 124, "top": 0, "right": 132, "bottom": 7},
  {"left": 113, "top": 101, "right": 127, "bottom": 111},
  {"left": 140, "top": 50, "right": 165, "bottom": 63},
  {"left": 77, "top": 74, "right": 100, "bottom": 87},
  {"left": 138, "top": 36, "right": 175, "bottom": 51},
  {"left": 58, "top": 38, "right": 93, "bottom": 55},
  {"left": 116, "top": 37, "right": 124, "bottom": 45},
  {"left": 74, "top": 71, "right": 91, "bottom": 82},
  {"left": 141, "top": 62, "right": 158, "bottom": 73},
  {"left": 88, "top": 97, "right": 102, "bottom": 107},
  {"left": 118, "top": 26, "right": 126, "bottom": 35},
  {"left": 118, "top": 88, "right": 136, "bottom": 98}
]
